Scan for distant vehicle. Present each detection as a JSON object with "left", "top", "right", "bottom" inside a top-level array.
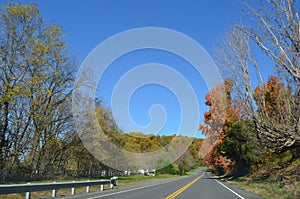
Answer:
[
  {"left": 146, "top": 170, "right": 156, "bottom": 176},
  {"left": 137, "top": 168, "right": 145, "bottom": 175},
  {"left": 206, "top": 167, "right": 212, "bottom": 172}
]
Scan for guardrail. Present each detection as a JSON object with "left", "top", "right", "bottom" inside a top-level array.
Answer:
[
  {"left": 0, "top": 177, "right": 118, "bottom": 199},
  {"left": 0, "top": 169, "right": 124, "bottom": 183}
]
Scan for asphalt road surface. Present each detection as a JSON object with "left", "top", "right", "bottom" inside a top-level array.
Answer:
[{"left": 59, "top": 169, "right": 264, "bottom": 199}]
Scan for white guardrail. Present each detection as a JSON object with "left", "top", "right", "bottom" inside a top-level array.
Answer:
[{"left": 0, "top": 177, "right": 118, "bottom": 199}]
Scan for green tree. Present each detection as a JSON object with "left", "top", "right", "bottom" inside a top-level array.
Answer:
[{"left": 219, "top": 120, "right": 264, "bottom": 177}]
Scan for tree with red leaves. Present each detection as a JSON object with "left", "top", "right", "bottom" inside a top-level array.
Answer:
[{"left": 199, "top": 78, "right": 242, "bottom": 174}]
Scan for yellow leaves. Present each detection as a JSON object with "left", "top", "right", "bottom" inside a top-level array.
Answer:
[
  {"left": 53, "top": 70, "right": 58, "bottom": 76},
  {"left": 48, "top": 25, "right": 62, "bottom": 35},
  {"left": 1, "top": 91, "right": 13, "bottom": 102},
  {"left": 0, "top": 83, "right": 28, "bottom": 103},
  {"left": 57, "top": 42, "right": 65, "bottom": 47},
  {"left": 6, "top": 6, "right": 27, "bottom": 17},
  {"left": 35, "top": 42, "right": 65, "bottom": 56},
  {"left": 4, "top": 4, "right": 39, "bottom": 18},
  {"left": 46, "top": 89, "right": 52, "bottom": 97},
  {"left": 35, "top": 43, "right": 50, "bottom": 55},
  {"left": 24, "top": 76, "right": 42, "bottom": 85}
]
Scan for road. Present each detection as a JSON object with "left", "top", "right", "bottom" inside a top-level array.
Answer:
[{"left": 59, "top": 169, "right": 263, "bottom": 199}]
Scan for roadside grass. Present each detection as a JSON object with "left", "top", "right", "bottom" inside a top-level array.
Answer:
[
  {"left": 0, "top": 174, "right": 179, "bottom": 199},
  {"left": 227, "top": 178, "right": 300, "bottom": 199},
  {"left": 117, "top": 174, "right": 178, "bottom": 187},
  {"left": 221, "top": 153, "right": 300, "bottom": 199}
]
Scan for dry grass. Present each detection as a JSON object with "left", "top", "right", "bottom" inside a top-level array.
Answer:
[
  {"left": 225, "top": 153, "right": 300, "bottom": 199},
  {"left": 227, "top": 179, "right": 300, "bottom": 199},
  {"left": 117, "top": 174, "right": 177, "bottom": 187}
]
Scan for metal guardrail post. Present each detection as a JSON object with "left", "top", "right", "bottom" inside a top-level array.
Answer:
[
  {"left": 110, "top": 176, "right": 118, "bottom": 188},
  {"left": 52, "top": 181, "right": 56, "bottom": 197},
  {"left": 86, "top": 180, "right": 90, "bottom": 193},
  {"left": 71, "top": 181, "right": 75, "bottom": 195},
  {"left": 25, "top": 182, "right": 31, "bottom": 199},
  {"left": 113, "top": 176, "right": 118, "bottom": 186}
]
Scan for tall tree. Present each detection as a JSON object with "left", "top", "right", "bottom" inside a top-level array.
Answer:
[
  {"left": 215, "top": 0, "right": 300, "bottom": 152},
  {"left": 243, "top": 0, "right": 300, "bottom": 81},
  {"left": 199, "top": 79, "right": 241, "bottom": 174},
  {"left": 0, "top": 3, "right": 75, "bottom": 170}
]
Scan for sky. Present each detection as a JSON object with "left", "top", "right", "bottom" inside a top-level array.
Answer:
[{"left": 1, "top": 0, "right": 250, "bottom": 138}]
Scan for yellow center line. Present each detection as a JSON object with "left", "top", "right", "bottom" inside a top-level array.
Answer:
[{"left": 164, "top": 172, "right": 205, "bottom": 199}]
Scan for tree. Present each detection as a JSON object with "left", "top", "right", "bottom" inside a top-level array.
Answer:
[
  {"left": 253, "top": 76, "right": 299, "bottom": 151},
  {"left": 215, "top": 0, "right": 300, "bottom": 152},
  {"left": 0, "top": 3, "right": 75, "bottom": 170},
  {"left": 254, "top": 76, "right": 291, "bottom": 122},
  {"left": 219, "top": 120, "right": 264, "bottom": 176},
  {"left": 242, "top": 0, "right": 300, "bottom": 151},
  {"left": 199, "top": 79, "right": 242, "bottom": 174},
  {"left": 243, "top": 0, "right": 300, "bottom": 81}
]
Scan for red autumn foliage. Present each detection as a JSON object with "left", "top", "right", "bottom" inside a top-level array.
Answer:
[
  {"left": 254, "top": 76, "right": 290, "bottom": 122},
  {"left": 200, "top": 78, "right": 244, "bottom": 172}
]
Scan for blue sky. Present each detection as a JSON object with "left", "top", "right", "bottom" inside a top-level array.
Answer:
[{"left": 1, "top": 0, "right": 248, "bottom": 138}]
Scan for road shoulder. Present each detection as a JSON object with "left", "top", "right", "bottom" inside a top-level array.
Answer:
[{"left": 207, "top": 173, "right": 264, "bottom": 199}]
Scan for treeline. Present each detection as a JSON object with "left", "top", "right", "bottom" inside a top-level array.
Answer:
[
  {"left": 0, "top": 3, "right": 204, "bottom": 179},
  {"left": 200, "top": 0, "right": 300, "bottom": 183},
  {"left": 95, "top": 99, "right": 205, "bottom": 175}
]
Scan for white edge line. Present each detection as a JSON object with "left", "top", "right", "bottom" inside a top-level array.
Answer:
[
  {"left": 86, "top": 175, "right": 191, "bottom": 199},
  {"left": 213, "top": 178, "right": 246, "bottom": 199}
]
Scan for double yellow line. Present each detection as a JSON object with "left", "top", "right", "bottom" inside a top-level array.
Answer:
[{"left": 164, "top": 172, "right": 205, "bottom": 199}]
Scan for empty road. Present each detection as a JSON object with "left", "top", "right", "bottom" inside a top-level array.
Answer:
[{"left": 60, "top": 169, "right": 263, "bottom": 199}]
